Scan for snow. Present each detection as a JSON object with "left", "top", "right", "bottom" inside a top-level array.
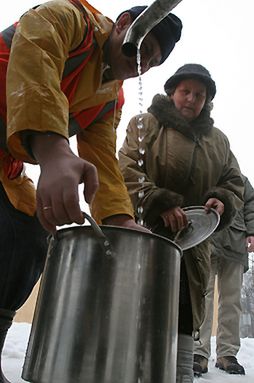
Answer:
[
  {"left": 196, "top": 337, "right": 254, "bottom": 382},
  {"left": 2, "top": 322, "right": 254, "bottom": 382}
]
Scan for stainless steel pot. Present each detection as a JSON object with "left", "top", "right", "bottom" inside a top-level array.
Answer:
[{"left": 22, "top": 214, "right": 182, "bottom": 383}]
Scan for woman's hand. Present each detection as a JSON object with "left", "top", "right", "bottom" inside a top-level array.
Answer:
[
  {"left": 204, "top": 198, "right": 224, "bottom": 215},
  {"left": 160, "top": 206, "right": 188, "bottom": 233}
]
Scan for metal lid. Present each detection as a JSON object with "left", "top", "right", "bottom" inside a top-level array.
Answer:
[{"left": 173, "top": 206, "right": 220, "bottom": 251}]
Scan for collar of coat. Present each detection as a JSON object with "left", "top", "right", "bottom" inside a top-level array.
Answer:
[{"left": 147, "top": 94, "right": 214, "bottom": 140}]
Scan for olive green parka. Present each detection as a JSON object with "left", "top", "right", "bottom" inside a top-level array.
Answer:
[{"left": 119, "top": 94, "right": 244, "bottom": 333}]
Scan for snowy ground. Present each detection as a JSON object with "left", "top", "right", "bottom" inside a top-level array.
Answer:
[{"left": 3, "top": 322, "right": 254, "bottom": 382}]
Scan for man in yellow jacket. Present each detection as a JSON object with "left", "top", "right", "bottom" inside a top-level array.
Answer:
[{"left": 0, "top": 1, "right": 182, "bottom": 381}]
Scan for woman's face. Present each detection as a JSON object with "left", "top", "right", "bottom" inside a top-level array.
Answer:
[{"left": 170, "top": 79, "right": 207, "bottom": 121}]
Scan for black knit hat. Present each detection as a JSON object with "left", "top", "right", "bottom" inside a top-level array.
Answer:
[
  {"left": 119, "top": 6, "right": 182, "bottom": 64},
  {"left": 164, "top": 63, "right": 216, "bottom": 99}
]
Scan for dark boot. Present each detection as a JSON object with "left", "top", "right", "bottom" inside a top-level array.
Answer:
[
  {"left": 193, "top": 354, "right": 208, "bottom": 377},
  {"left": 0, "top": 308, "right": 16, "bottom": 383},
  {"left": 215, "top": 356, "right": 245, "bottom": 375}
]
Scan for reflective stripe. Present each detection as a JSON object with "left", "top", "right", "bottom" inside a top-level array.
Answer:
[
  {"left": 63, "top": 47, "right": 93, "bottom": 77},
  {"left": 68, "top": 98, "right": 119, "bottom": 135},
  {"left": 61, "top": 4, "right": 96, "bottom": 104},
  {"left": 63, "top": 0, "right": 96, "bottom": 78},
  {"left": 69, "top": 87, "right": 124, "bottom": 133}
]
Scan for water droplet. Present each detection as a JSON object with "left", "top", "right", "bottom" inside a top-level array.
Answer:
[
  {"left": 138, "top": 206, "right": 143, "bottom": 214},
  {"left": 136, "top": 47, "right": 145, "bottom": 227}
]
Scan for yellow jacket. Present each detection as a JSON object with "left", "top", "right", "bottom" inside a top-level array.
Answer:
[{"left": 4, "top": 0, "right": 134, "bottom": 222}]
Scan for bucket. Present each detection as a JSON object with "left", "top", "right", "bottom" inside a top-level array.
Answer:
[{"left": 22, "top": 214, "right": 182, "bottom": 383}]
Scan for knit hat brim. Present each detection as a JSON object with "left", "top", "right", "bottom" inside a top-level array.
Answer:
[{"left": 164, "top": 64, "right": 216, "bottom": 99}]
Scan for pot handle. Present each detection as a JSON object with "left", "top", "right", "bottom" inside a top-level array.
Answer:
[
  {"left": 82, "top": 212, "right": 113, "bottom": 256},
  {"left": 52, "top": 212, "right": 113, "bottom": 256}
]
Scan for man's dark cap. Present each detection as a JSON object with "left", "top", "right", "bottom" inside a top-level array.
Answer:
[{"left": 119, "top": 6, "right": 182, "bottom": 64}]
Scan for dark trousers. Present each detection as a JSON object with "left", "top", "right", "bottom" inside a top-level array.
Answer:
[
  {"left": 178, "top": 259, "right": 193, "bottom": 335},
  {"left": 0, "top": 182, "right": 48, "bottom": 311},
  {"left": 153, "top": 223, "right": 193, "bottom": 335}
]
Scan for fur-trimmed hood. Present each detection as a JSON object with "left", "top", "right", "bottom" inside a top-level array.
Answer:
[{"left": 148, "top": 94, "right": 214, "bottom": 139}]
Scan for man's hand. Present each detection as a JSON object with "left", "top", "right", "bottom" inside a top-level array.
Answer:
[
  {"left": 102, "top": 214, "right": 151, "bottom": 233},
  {"left": 31, "top": 133, "right": 99, "bottom": 233},
  {"left": 246, "top": 236, "right": 254, "bottom": 253}
]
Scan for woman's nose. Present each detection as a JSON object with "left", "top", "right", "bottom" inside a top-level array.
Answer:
[{"left": 186, "top": 93, "right": 196, "bottom": 103}]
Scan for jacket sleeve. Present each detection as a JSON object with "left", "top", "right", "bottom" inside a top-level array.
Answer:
[
  {"left": 203, "top": 148, "right": 244, "bottom": 230},
  {"left": 118, "top": 114, "right": 183, "bottom": 227},
  {"left": 77, "top": 109, "right": 135, "bottom": 224},
  {"left": 243, "top": 176, "right": 254, "bottom": 236},
  {"left": 6, "top": 0, "right": 86, "bottom": 162}
]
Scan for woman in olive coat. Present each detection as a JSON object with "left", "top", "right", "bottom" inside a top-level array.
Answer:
[{"left": 119, "top": 63, "right": 244, "bottom": 382}]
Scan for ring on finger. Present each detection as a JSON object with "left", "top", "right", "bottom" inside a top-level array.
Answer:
[{"left": 43, "top": 206, "right": 52, "bottom": 211}]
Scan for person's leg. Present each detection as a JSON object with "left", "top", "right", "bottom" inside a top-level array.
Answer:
[
  {"left": 0, "top": 183, "right": 48, "bottom": 382},
  {"left": 176, "top": 334, "right": 194, "bottom": 383},
  {"left": 177, "top": 259, "right": 194, "bottom": 383},
  {"left": 193, "top": 255, "right": 217, "bottom": 376},
  {"left": 0, "top": 309, "right": 15, "bottom": 383},
  {"left": 194, "top": 256, "right": 217, "bottom": 358},
  {"left": 215, "top": 257, "right": 245, "bottom": 374}
]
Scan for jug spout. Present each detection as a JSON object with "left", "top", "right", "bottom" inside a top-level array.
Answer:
[{"left": 122, "top": 0, "right": 183, "bottom": 57}]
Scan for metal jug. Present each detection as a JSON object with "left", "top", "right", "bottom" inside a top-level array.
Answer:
[{"left": 22, "top": 213, "right": 182, "bottom": 383}]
